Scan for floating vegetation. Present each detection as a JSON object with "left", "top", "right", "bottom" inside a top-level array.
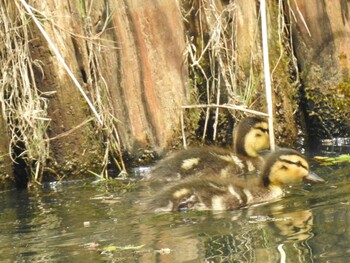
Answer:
[
  {"left": 314, "top": 155, "right": 350, "bottom": 165},
  {"left": 102, "top": 244, "right": 145, "bottom": 252}
]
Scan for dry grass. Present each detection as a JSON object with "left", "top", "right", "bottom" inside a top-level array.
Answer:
[
  {"left": 0, "top": 0, "right": 51, "bottom": 182},
  {"left": 181, "top": 0, "right": 302, "bottom": 147},
  {"left": 0, "top": 0, "right": 126, "bottom": 183},
  {"left": 182, "top": 0, "right": 267, "bottom": 143},
  {"left": 79, "top": 0, "right": 126, "bottom": 178},
  {"left": 30, "top": 0, "right": 127, "bottom": 179}
]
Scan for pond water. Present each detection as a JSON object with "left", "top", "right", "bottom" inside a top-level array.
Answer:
[{"left": 0, "top": 156, "right": 350, "bottom": 262}]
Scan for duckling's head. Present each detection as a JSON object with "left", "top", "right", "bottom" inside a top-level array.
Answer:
[
  {"left": 233, "top": 116, "right": 270, "bottom": 158},
  {"left": 262, "top": 149, "right": 325, "bottom": 187}
]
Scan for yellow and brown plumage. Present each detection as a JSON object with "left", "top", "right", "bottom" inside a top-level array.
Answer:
[
  {"left": 146, "top": 148, "right": 325, "bottom": 212},
  {"left": 145, "top": 116, "right": 270, "bottom": 182}
]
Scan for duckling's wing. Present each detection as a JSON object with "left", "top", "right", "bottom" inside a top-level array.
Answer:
[{"left": 146, "top": 147, "right": 235, "bottom": 181}]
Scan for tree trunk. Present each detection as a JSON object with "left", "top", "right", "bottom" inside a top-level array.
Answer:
[
  {"left": 29, "top": 1, "right": 104, "bottom": 178},
  {"left": 27, "top": 0, "right": 186, "bottom": 179},
  {"left": 289, "top": 0, "right": 350, "bottom": 145},
  {"left": 1, "top": 1, "right": 187, "bottom": 184},
  {"left": 100, "top": 0, "right": 187, "bottom": 154}
]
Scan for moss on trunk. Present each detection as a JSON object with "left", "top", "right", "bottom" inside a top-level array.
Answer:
[
  {"left": 180, "top": 0, "right": 302, "bottom": 148},
  {"left": 289, "top": 0, "right": 350, "bottom": 146}
]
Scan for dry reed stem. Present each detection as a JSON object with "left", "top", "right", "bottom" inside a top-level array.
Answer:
[
  {"left": 0, "top": 1, "right": 51, "bottom": 182},
  {"left": 81, "top": 0, "right": 126, "bottom": 178},
  {"left": 181, "top": 104, "right": 268, "bottom": 116},
  {"left": 291, "top": 0, "right": 312, "bottom": 37},
  {"left": 19, "top": 0, "right": 103, "bottom": 125},
  {"left": 260, "top": 0, "right": 275, "bottom": 150},
  {"left": 44, "top": 118, "right": 94, "bottom": 141},
  {"left": 0, "top": 0, "right": 126, "bottom": 182},
  {"left": 182, "top": 0, "right": 269, "bottom": 146}
]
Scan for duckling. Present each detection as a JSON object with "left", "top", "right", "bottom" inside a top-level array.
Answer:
[
  {"left": 146, "top": 148, "right": 325, "bottom": 212},
  {"left": 145, "top": 116, "right": 270, "bottom": 182}
]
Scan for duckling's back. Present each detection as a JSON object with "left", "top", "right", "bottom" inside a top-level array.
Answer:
[
  {"left": 144, "top": 117, "right": 269, "bottom": 182},
  {"left": 145, "top": 146, "right": 261, "bottom": 182}
]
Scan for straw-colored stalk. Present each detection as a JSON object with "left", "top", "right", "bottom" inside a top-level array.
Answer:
[
  {"left": 182, "top": 0, "right": 266, "bottom": 142},
  {"left": 260, "top": 0, "right": 275, "bottom": 150},
  {"left": 0, "top": 1, "right": 50, "bottom": 182},
  {"left": 181, "top": 0, "right": 302, "bottom": 147},
  {"left": 0, "top": 0, "right": 126, "bottom": 183},
  {"left": 26, "top": 0, "right": 126, "bottom": 178},
  {"left": 79, "top": 0, "right": 126, "bottom": 178}
]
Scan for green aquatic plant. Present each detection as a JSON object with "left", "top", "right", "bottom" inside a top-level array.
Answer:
[{"left": 314, "top": 155, "right": 350, "bottom": 165}]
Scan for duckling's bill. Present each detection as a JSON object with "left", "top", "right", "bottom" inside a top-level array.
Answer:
[{"left": 304, "top": 171, "right": 325, "bottom": 183}]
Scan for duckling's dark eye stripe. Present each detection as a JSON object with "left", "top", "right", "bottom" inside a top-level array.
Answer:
[
  {"left": 256, "top": 127, "right": 269, "bottom": 133},
  {"left": 279, "top": 158, "right": 308, "bottom": 170}
]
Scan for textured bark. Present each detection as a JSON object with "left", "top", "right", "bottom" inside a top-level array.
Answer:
[
  {"left": 289, "top": 0, "right": 350, "bottom": 144},
  {"left": 27, "top": 0, "right": 187, "bottom": 176},
  {"left": 0, "top": 1, "right": 17, "bottom": 187},
  {"left": 101, "top": 0, "right": 187, "bottom": 153},
  {"left": 236, "top": 0, "right": 260, "bottom": 74},
  {"left": 29, "top": 1, "right": 104, "bottom": 177},
  {"left": 207, "top": 0, "right": 301, "bottom": 147},
  {"left": 266, "top": 0, "right": 301, "bottom": 147}
]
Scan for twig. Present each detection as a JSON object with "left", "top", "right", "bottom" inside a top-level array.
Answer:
[
  {"left": 44, "top": 118, "right": 94, "bottom": 141},
  {"left": 202, "top": 107, "right": 210, "bottom": 142},
  {"left": 292, "top": 0, "right": 312, "bottom": 37},
  {"left": 213, "top": 76, "right": 220, "bottom": 141},
  {"left": 181, "top": 104, "right": 268, "bottom": 117}
]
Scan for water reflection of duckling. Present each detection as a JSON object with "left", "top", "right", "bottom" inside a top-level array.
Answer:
[
  {"left": 146, "top": 149, "right": 325, "bottom": 212},
  {"left": 145, "top": 117, "right": 270, "bottom": 182},
  {"left": 272, "top": 209, "right": 314, "bottom": 242}
]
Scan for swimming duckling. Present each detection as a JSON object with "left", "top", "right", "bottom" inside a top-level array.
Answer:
[
  {"left": 146, "top": 148, "right": 325, "bottom": 212},
  {"left": 145, "top": 116, "right": 270, "bottom": 182}
]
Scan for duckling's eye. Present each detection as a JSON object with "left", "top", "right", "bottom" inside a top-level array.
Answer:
[
  {"left": 296, "top": 161, "right": 302, "bottom": 167},
  {"left": 256, "top": 127, "right": 269, "bottom": 133},
  {"left": 255, "top": 133, "right": 262, "bottom": 137},
  {"left": 281, "top": 165, "right": 288, "bottom": 170}
]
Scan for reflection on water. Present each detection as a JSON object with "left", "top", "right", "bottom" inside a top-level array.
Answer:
[
  {"left": 0, "top": 161, "right": 349, "bottom": 262},
  {"left": 320, "top": 137, "right": 350, "bottom": 154}
]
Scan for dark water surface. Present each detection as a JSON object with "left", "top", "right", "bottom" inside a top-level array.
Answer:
[{"left": 0, "top": 161, "right": 350, "bottom": 262}]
